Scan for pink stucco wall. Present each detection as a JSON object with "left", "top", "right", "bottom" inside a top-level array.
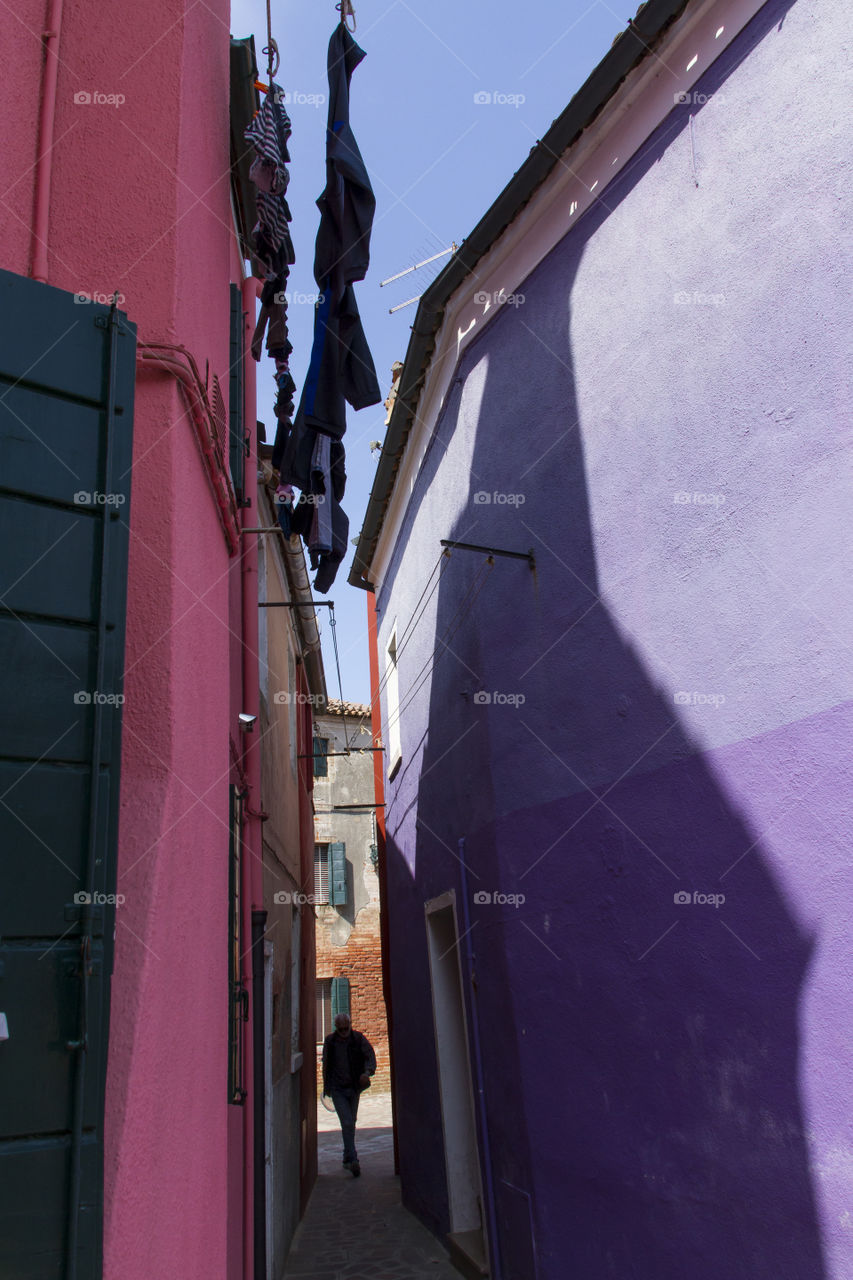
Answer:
[{"left": 0, "top": 3, "right": 248, "bottom": 1276}]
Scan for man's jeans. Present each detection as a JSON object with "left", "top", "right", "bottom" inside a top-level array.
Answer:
[{"left": 331, "top": 1087, "right": 360, "bottom": 1163}]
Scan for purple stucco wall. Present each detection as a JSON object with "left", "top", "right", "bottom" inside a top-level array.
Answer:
[{"left": 375, "top": 0, "right": 853, "bottom": 1276}]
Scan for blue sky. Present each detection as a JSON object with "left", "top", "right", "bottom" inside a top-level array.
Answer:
[{"left": 231, "top": 0, "right": 628, "bottom": 703}]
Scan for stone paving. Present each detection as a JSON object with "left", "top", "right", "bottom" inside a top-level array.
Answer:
[{"left": 283, "top": 1093, "right": 459, "bottom": 1280}]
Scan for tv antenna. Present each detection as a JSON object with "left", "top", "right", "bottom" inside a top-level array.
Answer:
[{"left": 380, "top": 243, "right": 458, "bottom": 314}]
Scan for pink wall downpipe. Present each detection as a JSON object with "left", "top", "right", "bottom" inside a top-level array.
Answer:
[
  {"left": 31, "top": 0, "right": 63, "bottom": 282},
  {"left": 240, "top": 275, "right": 264, "bottom": 1279}
]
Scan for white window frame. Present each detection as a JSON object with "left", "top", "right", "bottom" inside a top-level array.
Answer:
[
  {"left": 316, "top": 977, "right": 333, "bottom": 1044},
  {"left": 385, "top": 623, "right": 402, "bottom": 779},
  {"left": 313, "top": 843, "right": 330, "bottom": 904}
]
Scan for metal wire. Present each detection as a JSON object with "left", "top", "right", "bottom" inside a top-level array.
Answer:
[
  {"left": 328, "top": 604, "right": 351, "bottom": 750},
  {"left": 386, "top": 556, "right": 495, "bottom": 733},
  {"left": 370, "top": 549, "right": 451, "bottom": 708}
]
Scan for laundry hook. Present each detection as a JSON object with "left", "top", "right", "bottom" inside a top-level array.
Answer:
[{"left": 337, "top": 0, "right": 356, "bottom": 31}]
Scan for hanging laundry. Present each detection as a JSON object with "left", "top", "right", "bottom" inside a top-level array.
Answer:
[
  {"left": 245, "top": 85, "right": 297, "bottom": 437},
  {"left": 309, "top": 433, "right": 334, "bottom": 556},
  {"left": 275, "top": 482, "right": 295, "bottom": 538},
  {"left": 271, "top": 23, "right": 381, "bottom": 594},
  {"left": 244, "top": 90, "right": 295, "bottom": 277},
  {"left": 312, "top": 499, "right": 349, "bottom": 595}
]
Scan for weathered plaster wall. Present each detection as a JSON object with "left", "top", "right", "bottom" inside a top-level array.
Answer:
[{"left": 375, "top": 0, "right": 853, "bottom": 1275}]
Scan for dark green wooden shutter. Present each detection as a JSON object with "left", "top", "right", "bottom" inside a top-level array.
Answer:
[
  {"left": 228, "top": 283, "right": 245, "bottom": 502},
  {"left": 0, "top": 269, "right": 136, "bottom": 1279},
  {"left": 330, "top": 977, "right": 350, "bottom": 1019},
  {"left": 313, "top": 736, "right": 328, "bottom": 777},
  {"left": 328, "top": 842, "right": 347, "bottom": 906}
]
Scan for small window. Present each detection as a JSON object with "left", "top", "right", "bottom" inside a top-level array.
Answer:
[
  {"left": 314, "top": 843, "right": 329, "bottom": 903},
  {"left": 316, "top": 978, "right": 332, "bottom": 1042},
  {"left": 313, "top": 736, "right": 329, "bottom": 777},
  {"left": 385, "top": 626, "right": 402, "bottom": 777}
]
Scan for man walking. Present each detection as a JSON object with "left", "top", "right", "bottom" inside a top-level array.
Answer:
[{"left": 322, "top": 1012, "right": 376, "bottom": 1177}]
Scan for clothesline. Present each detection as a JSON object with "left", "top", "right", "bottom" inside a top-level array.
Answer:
[{"left": 255, "top": 0, "right": 356, "bottom": 96}]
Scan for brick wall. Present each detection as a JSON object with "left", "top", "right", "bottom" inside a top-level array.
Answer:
[{"left": 315, "top": 899, "right": 389, "bottom": 1092}]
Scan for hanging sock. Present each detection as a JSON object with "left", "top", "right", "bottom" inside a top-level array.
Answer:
[
  {"left": 275, "top": 483, "right": 295, "bottom": 537},
  {"left": 308, "top": 432, "right": 334, "bottom": 557}
]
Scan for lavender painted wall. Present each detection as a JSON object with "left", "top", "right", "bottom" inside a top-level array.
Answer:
[{"left": 374, "top": 1, "right": 853, "bottom": 1276}]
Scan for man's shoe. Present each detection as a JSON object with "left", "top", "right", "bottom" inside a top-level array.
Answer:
[
  {"left": 350, "top": 1161, "right": 361, "bottom": 1177},
  {"left": 342, "top": 1160, "right": 352, "bottom": 1170}
]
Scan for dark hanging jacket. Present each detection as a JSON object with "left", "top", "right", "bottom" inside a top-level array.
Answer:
[{"left": 273, "top": 25, "right": 381, "bottom": 467}]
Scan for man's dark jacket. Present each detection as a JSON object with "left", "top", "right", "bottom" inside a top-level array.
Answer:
[{"left": 322, "top": 1028, "right": 376, "bottom": 1094}]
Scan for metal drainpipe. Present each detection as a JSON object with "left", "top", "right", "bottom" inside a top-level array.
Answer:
[
  {"left": 240, "top": 275, "right": 264, "bottom": 1280},
  {"left": 251, "top": 907, "right": 268, "bottom": 1280},
  {"left": 31, "top": 0, "right": 64, "bottom": 282},
  {"left": 458, "top": 837, "right": 502, "bottom": 1280}
]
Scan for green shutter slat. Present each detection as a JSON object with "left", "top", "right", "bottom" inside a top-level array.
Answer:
[
  {"left": 313, "top": 737, "right": 328, "bottom": 777},
  {"left": 228, "top": 283, "right": 245, "bottom": 501},
  {"left": 331, "top": 977, "right": 350, "bottom": 1019},
  {"left": 329, "top": 842, "right": 347, "bottom": 907}
]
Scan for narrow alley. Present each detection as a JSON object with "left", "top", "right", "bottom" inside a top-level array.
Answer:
[
  {"left": 1, "top": 0, "right": 851, "bottom": 1277},
  {"left": 284, "top": 1095, "right": 459, "bottom": 1280}
]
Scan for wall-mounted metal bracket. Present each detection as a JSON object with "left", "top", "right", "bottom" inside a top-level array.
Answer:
[{"left": 440, "top": 539, "right": 535, "bottom": 569}]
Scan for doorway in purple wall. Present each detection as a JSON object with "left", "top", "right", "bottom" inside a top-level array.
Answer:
[{"left": 426, "top": 892, "right": 489, "bottom": 1278}]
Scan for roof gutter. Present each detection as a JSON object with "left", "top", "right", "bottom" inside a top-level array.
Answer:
[{"left": 348, "top": 0, "right": 691, "bottom": 592}]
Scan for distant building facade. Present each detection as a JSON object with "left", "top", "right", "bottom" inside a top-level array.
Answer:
[{"left": 312, "top": 702, "right": 389, "bottom": 1087}]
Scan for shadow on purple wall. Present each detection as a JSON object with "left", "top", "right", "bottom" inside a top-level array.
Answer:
[{"left": 378, "top": 2, "right": 827, "bottom": 1276}]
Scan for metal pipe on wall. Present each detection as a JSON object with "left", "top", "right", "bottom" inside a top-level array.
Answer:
[
  {"left": 240, "top": 275, "right": 264, "bottom": 1279},
  {"left": 31, "top": 0, "right": 63, "bottom": 282},
  {"left": 251, "top": 908, "right": 268, "bottom": 1280}
]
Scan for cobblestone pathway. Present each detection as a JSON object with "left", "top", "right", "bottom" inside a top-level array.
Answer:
[{"left": 283, "top": 1094, "right": 459, "bottom": 1280}]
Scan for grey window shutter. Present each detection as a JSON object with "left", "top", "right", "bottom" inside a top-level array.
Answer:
[
  {"left": 328, "top": 842, "right": 347, "bottom": 906},
  {"left": 330, "top": 976, "right": 350, "bottom": 1020}
]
